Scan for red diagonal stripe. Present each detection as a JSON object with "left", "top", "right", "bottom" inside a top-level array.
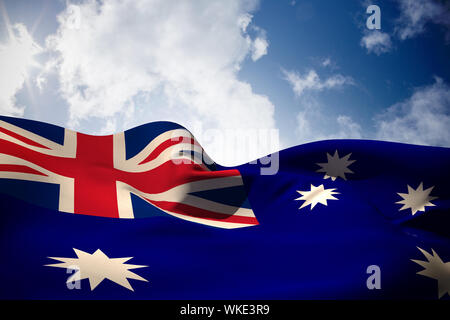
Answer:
[
  {"left": 139, "top": 137, "right": 199, "bottom": 165},
  {"left": 0, "top": 126, "right": 50, "bottom": 150},
  {"left": 144, "top": 198, "right": 258, "bottom": 225},
  {"left": 0, "top": 164, "right": 47, "bottom": 176}
]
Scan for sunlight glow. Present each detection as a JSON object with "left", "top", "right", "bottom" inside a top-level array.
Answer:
[{"left": 0, "top": 1, "right": 42, "bottom": 115}]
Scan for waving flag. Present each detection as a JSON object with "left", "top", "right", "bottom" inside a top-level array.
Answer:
[
  {"left": 0, "top": 116, "right": 449, "bottom": 299},
  {"left": 0, "top": 115, "right": 256, "bottom": 229}
]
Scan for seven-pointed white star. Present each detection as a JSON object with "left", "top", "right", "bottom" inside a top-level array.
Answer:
[
  {"left": 316, "top": 150, "right": 356, "bottom": 181},
  {"left": 411, "top": 247, "right": 450, "bottom": 299},
  {"left": 295, "top": 184, "right": 339, "bottom": 210},
  {"left": 396, "top": 182, "right": 438, "bottom": 215},
  {"left": 45, "top": 248, "right": 148, "bottom": 291}
]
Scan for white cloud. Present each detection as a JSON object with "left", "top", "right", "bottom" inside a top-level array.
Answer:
[
  {"left": 289, "top": 86, "right": 362, "bottom": 145},
  {"left": 375, "top": 77, "right": 450, "bottom": 146},
  {"left": 319, "top": 57, "right": 339, "bottom": 70},
  {"left": 44, "top": 0, "right": 276, "bottom": 165},
  {"left": 294, "top": 98, "right": 319, "bottom": 142},
  {"left": 295, "top": 106, "right": 362, "bottom": 144},
  {"left": 238, "top": 13, "right": 253, "bottom": 32},
  {"left": 360, "top": 31, "right": 392, "bottom": 55},
  {"left": 251, "top": 36, "right": 268, "bottom": 61},
  {"left": 396, "top": 0, "right": 450, "bottom": 40},
  {"left": 283, "top": 67, "right": 359, "bottom": 144},
  {"left": 321, "top": 58, "right": 331, "bottom": 67},
  {"left": 333, "top": 115, "right": 363, "bottom": 139},
  {"left": 291, "top": 77, "right": 450, "bottom": 148},
  {"left": 359, "top": 1, "right": 449, "bottom": 55},
  {"left": 282, "top": 69, "right": 354, "bottom": 97},
  {"left": 242, "top": 22, "right": 269, "bottom": 61},
  {"left": 0, "top": 23, "right": 42, "bottom": 116}
]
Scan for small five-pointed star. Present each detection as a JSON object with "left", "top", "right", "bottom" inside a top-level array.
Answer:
[
  {"left": 411, "top": 247, "right": 450, "bottom": 299},
  {"left": 396, "top": 182, "right": 438, "bottom": 215},
  {"left": 295, "top": 184, "right": 339, "bottom": 210},
  {"left": 316, "top": 150, "right": 356, "bottom": 181},
  {"left": 45, "top": 248, "right": 148, "bottom": 291}
]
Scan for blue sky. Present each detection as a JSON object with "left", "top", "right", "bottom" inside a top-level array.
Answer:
[{"left": 1, "top": 0, "right": 449, "bottom": 165}]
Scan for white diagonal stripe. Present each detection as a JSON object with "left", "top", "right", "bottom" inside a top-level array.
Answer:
[
  {"left": 0, "top": 153, "right": 74, "bottom": 213},
  {"left": 0, "top": 120, "right": 76, "bottom": 158}
]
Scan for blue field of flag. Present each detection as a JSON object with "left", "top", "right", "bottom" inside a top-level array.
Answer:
[{"left": 0, "top": 135, "right": 449, "bottom": 299}]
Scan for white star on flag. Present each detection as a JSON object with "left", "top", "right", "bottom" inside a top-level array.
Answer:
[
  {"left": 316, "top": 150, "right": 355, "bottom": 181},
  {"left": 45, "top": 248, "right": 148, "bottom": 291},
  {"left": 396, "top": 182, "right": 438, "bottom": 215},
  {"left": 411, "top": 247, "right": 450, "bottom": 299},
  {"left": 295, "top": 184, "right": 339, "bottom": 210}
]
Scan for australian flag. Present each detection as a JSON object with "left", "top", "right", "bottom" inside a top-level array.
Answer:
[{"left": 0, "top": 115, "right": 449, "bottom": 299}]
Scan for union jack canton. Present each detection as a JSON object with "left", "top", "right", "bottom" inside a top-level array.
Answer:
[{"left": 0, "top": 116, "right": 257, "bottom": 229}]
